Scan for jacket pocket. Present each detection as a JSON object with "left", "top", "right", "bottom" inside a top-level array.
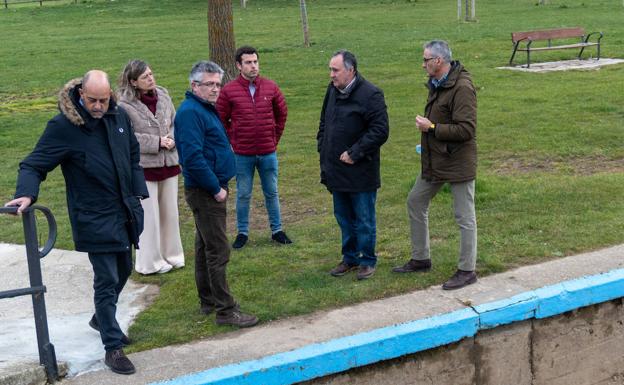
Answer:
[{"left": 123, "top": 196, "right": 144, "bottom": 248}]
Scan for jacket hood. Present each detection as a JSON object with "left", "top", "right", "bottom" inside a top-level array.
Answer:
[
  {"left": 118, "top": 85, "right": 170, "bottom": 104},
  {"left": 58, "top": 77, "right": 118, "bottom": 126},
  {"left": 426, "top": 61, "right": 468, "bottom": 90}
]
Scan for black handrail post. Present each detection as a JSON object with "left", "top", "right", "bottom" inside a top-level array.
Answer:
[
  {"left": 22, "top": 208, "right": 59, "bottom": 382},
  {"left": 0, "top": 205, "right": 59, "bottom": 383}
]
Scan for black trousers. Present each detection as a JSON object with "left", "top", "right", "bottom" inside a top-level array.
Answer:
[
  {"left": 185, "top": 187, "right": 237, "bottom": 316},
  {"left": 88, "top": 251, "right": 132, "bottom": 351}
]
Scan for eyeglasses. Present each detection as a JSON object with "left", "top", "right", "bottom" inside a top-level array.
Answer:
[
  {"left": 194, "top": 81, "right": 222, "bottom": 89},
  {"left": 423, "top": 57, "right": 438, "bottom": 63}
]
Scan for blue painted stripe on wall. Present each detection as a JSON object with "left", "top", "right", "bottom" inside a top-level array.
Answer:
[
  {"left": 474, "top": 291, "right": 537, "bottom": 329},
  {"left": 151, "top": 268, "right": 624, "bottom": 385},
  {"left": 535, "top": 269, "right": 624, "bottom": 318},
  {"left": 153, "top": 309, "right": 479, "bottom": 385}
]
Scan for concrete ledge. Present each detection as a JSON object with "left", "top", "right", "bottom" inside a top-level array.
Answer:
[{"left": 152, "top": 268, "right": 624, "bottom": 385}]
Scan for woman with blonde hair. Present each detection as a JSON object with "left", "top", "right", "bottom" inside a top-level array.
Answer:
[{"left": 118, "top": 59, "right": 184, "bottom": 274}]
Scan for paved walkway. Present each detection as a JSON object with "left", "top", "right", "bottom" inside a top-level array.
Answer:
[
  {"left": 1, "top": 243, "right": 623, "bottom": 385},
  {"left": 497, "top": 57, "right": 624, "bottom": 72},
  {"left": 0, "top": 243, "right": 158, "bottom": 379}
]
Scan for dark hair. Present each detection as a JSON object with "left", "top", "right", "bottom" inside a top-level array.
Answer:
[
  {"left": 332, "top": 50, "right": 358, "bottom": 73},
  {"left": 117, "top": 59, "right": 150, "bottom": 100},
  {"left": 235, "top": 46, "right": 259, "bottom": 64}
]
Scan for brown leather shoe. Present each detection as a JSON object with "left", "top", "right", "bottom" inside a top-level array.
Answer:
[
  {"left": 392, "top": 259, "right": 432, "bottom": 273},
  {"left": 216, "top": 310, "right": 259, "bottom": 328},
  {"left": 104, "top": 348, "right": 135, "bottom": 375},
  {"left": 329, "top": 262, "right": 358, "bottom": 277},
  {"left": 357, "top": 265, "right": 376, "bottom": 280},
  {"left": 442, "top": 270, "right": 477, "bottom": 290}
]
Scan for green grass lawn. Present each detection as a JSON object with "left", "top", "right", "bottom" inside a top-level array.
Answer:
[{"left": 1, "top": 0, "right": 623, "bottom": 351}]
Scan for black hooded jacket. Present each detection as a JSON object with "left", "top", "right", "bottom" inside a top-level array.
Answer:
[{"left": 15, "top": 78, "right": 148, "bottom": 253}]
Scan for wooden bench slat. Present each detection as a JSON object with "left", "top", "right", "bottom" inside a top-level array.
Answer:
[
  {"left": 512, "top": 27, "right": 585, "bottom": 43},
  {"left": 515, "top": 42, "right": 597, "bottom": 52}
]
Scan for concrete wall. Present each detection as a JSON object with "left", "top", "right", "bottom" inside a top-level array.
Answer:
[
  {"left": 303, "top": 299, "right": 624, "bottom": 385},
  {"left": 156, "top": 268, "right": 624, "bottom": 385}
]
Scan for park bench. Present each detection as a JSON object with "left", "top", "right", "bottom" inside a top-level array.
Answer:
[{"left": 509, "top": 27, "right": 603, "bottom": 68}]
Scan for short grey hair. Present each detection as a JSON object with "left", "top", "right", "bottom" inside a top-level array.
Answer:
[
  {"left": 189, "top": 60, "right": 224, "bottom": 84},
  {"left": 423, "top": 40, "right": 452, "bottom": 64}
]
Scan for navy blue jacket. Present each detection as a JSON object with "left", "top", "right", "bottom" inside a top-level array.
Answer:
[
  {"left": 175, "top": 91, "right": 236, "bottom": 195},
  {"left": 15, "top": 79, "right": 148, "bottom": 253}
]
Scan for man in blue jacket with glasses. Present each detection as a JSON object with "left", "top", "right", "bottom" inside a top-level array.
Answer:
[{"left": 175, "top": 60, "right": 258, "bottom": 328}]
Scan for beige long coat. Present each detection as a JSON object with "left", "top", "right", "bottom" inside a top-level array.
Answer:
[{"left": 118, "top": 86, "right": 179, "bottom": 169}]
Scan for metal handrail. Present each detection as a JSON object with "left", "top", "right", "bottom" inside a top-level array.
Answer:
[{"left": 0, "top": 205, "right": 59, "bottom": 382}]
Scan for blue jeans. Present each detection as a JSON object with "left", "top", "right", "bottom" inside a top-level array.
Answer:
[
  {"left": 332, "top": 190, "right": 378, "bottom": 267},
  {"left": 235, "top": 152, "right": 282, "bottom": 235}
]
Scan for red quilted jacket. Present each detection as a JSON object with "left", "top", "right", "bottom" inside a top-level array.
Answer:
[{"left": 216, "top": 75, "right": 288, "bottom": 155}]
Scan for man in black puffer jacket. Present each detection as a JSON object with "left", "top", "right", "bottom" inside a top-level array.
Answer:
[
  {"left": 318, "top": 50, "right": 389, "bottom": 281},
  {"left": 5, "top": 70, "right": 147, "bottom": 375}
]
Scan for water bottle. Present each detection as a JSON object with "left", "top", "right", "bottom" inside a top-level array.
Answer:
[{"left": 415, "top": 144, "right": 422, "bottom": 154}]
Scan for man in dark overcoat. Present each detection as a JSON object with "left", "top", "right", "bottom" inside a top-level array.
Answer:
[
  {"left": 5, "top": 70, "right": 147, "bottom": 375},
  {"left": 317, "top": 50, "right": 389, "bottom": 281}
]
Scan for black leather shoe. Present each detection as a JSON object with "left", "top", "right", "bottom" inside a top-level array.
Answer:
[
  {"left": 329, "top": 262, "right": 358, "bottom": 277},
  {"left": 271, "top": 231, "right": 292, "bottom": 244},
  {"left": 216, "top": 310, "right": 259, "bottom": 328},
  {"left": 442, "top": 270, "right": 477, "bottom": 290},
  {"left": 232, "top": 233, "right": 248, "bottom": 249},
  {"left": 357, "top": 265, "right": 376, "bottom": 280},
  {"left": 89, "top": 315, "right": 132, "bottom": 346},
  {"left": 392, "top": 259, "right": 432, "bottom": 273},
  {"left": 104, "top": 348, "right": 135, "bottom": 375},
  {"left": 200, "top": 304, "right": 215, "bottom": 315}
]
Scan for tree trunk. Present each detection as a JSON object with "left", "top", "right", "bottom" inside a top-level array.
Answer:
[
  {"left": 457, "top": 0, "right": 462, "bottom": 20},
  {"left": 207, "top": 0, "right": 237, "bottom": 82},
  {"left": 240, "top": 0, "right": 246, "bottom": 8},
  {"left": 300, "top": 0, "right": 310, "bottom": 48},
  {"left": 463, "top": 0, "right": 476, "bottom": 21}
]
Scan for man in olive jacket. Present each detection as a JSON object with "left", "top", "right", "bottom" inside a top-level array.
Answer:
[
  {"left": 318, "top": 50, "right": 389, "bottom": 281},
  {"left": 393, "top": 40, "right": 478, "bottom": 290},
  {"left": 5, "top": 70, "right": 147, "bottom": 375}
]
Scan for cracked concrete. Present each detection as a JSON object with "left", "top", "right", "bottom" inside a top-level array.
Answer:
[{"left": 0, "top": 243, "right": 158, "bottom": 380}]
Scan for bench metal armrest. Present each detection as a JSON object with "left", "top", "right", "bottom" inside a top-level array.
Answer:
[{"left": 584, "top": 31, "right": 603, "bottom": 43}]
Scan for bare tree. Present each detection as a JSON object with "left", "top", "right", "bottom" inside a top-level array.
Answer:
[
  {"left": 207, "top": 0, "right": 237, "bottom": 81},
  {"left": 300, "top": 0, "right": 310, "bottom": 48}
]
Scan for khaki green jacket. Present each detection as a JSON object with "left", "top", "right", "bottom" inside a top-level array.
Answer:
[{"left": 421, "top": 61, "right": 477, "bottom": 183}]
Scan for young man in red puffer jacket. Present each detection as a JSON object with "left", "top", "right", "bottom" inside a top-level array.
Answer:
[{"left": 216, "top": 46, "right": 291, "bottom": 249}]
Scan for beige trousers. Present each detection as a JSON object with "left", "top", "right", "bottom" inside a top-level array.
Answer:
[{"left": 135, "top": 177, "right": 185, "bottom": 274}]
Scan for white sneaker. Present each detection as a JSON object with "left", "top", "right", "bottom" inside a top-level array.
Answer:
[{"left": 157, "top": 263, "right": 173, "bottom": 274}]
